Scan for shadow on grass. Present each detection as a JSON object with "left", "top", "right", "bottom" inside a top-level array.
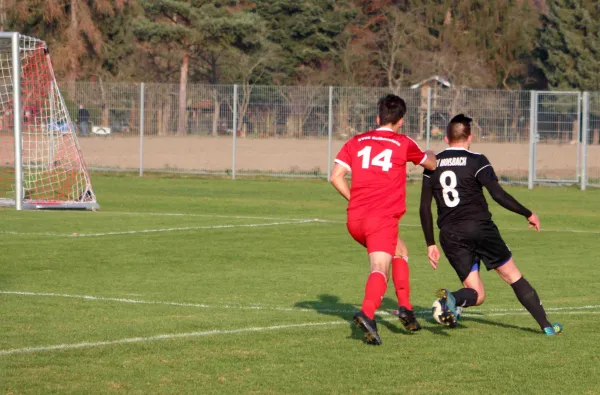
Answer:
[
  {"left": 295, "top": 294, "right": 544, "bottom": 341},
  {"left": 459, "top": 314, "right": 541, "bottom": 335},
  {"left": 294, "top": 293, "right": 453, "bottom": 343}
]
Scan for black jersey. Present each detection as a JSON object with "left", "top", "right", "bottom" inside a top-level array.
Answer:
[{"left": 422, "top": 147, "right": 498, "bottom": 229}]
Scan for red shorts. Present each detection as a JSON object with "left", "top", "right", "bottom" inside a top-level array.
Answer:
[{"left": 346, "top": 216, "right": 399, "bottom": 256}]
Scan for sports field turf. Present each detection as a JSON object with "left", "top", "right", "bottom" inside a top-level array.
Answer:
[{"left": 1, "top": 174, "right": 599, "bottom": 394}]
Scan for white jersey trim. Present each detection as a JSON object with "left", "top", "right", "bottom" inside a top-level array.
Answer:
[
  {"left": 475, "top": 163, "right": 492, "bottom": 177},
  {"left": 406, "top": 136, "right": 426, "bottom": 153},
  {"left": 418, "top": 154, "right": 428, "bottom": 165},
  {"left": 422, "top": 173, "right": 431, "bottom": 178},
  {"left": 334, "top": 159, "right": 351, "bottom": 172}
]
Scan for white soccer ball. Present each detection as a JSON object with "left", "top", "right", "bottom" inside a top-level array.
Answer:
[
  {"left": 431, "top": 299, "right": 445, "bottom": 325},
  {"left": 431, "top": 299, "right": 462, "bottom": 326}
]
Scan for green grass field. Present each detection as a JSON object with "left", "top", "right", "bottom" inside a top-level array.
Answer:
[{"left": 1, "top": 174, "right": 599, "bottom": 394}]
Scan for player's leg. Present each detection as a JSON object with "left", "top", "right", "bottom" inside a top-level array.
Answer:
[
  {"left": 456, "top": 260, "right": 485, "bottom": 307},
  {"left": 361, "top": 251, "right": 392, "bottom": 320},
  {"left": 435, "top": 228, "right": 476, "bottom": 327},
  {"left": 347, "top": 218, "right": 395, "bottom": 345},
  {"left": 391, "top": 236, "right": 421, "bottom": 331},
  {"left": 495, "top": 258, "right": 562, "bottom": 335},
  {"left": 353, "top": 251, "right": 391, "bottom": 345},
  {"left": 476, "top": 221, "right": 562, "bottom": 335},
  {"left": 392, "top": 237, "right": 411, "bottom": 309}
]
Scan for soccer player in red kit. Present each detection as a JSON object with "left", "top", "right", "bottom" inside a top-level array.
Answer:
[{"left": 330, "top": 94, "right": 437, "bottom": 345}]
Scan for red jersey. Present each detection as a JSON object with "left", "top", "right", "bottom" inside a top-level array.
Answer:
[{"left": 335, "top": 128, "right": 427, "bottom": 220}]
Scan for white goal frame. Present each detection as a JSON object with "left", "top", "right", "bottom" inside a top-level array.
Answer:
[{"left": 0, "top": 32, "right": 98, "bottom": 210}]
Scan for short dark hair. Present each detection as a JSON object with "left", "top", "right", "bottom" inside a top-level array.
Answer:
[
  {"left": 447, "top": 114, "right": 472, "bottom": 142},
  {"left": 378, "top": 94, "right": 407, "bottom": 125}
]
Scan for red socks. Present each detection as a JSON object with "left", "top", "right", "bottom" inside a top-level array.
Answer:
[
  {"left": 361, "top": 271, "right": 387, "bottom": 319},
  {"left": 360, "top": 258, "right": 412, "bottom": 320},
  {"left": 392, "top": 257, "right": 412, "bottom": 310}
]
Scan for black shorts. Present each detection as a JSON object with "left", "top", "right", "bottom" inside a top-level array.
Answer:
[{"left": 439, "top": 220, "right": 512, "bottom": 282}]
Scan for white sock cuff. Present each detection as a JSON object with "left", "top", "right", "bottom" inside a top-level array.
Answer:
[{"left": 371, "top": 270, "right": 388, "bottom": 282}]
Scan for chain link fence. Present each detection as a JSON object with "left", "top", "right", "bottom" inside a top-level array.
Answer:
[{"left": 55, "top": 82, "right": 599, "bottom": 188}]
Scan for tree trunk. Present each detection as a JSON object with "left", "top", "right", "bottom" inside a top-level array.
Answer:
[
  {"left": 71, "top": 0, "right": 77, "bottom": 28},
  {"left": 67, "top": 0, "right": 78, "bottom": 87},
  {"left": 98, "top": 77, "right": 109, "bottom": 127},
  {"left": 0, "top": 0, "right": 7, "bottom": 31},
  {"left": 237, "top": 84, "right": 251, "bottom": 138},
  {"left": 157, "top": 102, "right": 164, "bottom": 136},
  {"left": 177, "top": 53, "right": 189, "bottom": 136},
  {"left": 337, "top": 95, "right": 350, "bottom": 138},
  {"left": 211, "top": 88, "right": 219, "bottom": 137},
  {"left": 511, "top": 94, "right": 519, "bottom": 142}
]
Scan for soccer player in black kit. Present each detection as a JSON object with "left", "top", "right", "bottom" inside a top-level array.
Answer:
[{"left": 419, "top": 114, "right": 563, "bottom": 336}]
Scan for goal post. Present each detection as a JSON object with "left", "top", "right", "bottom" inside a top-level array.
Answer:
[{"left": 0, "top": 32, "right": 99, "bottom": 210}]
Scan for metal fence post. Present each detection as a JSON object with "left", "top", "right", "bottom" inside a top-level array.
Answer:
[
  {"left": 327, "top": 86, "right": 333, "bottom": 181},
  {"left": 139, "top": 82, "right": 145, "bottom": 177},
  {"left": 581, "top": 91, "right": 589, "bottom": 191},
  {"left": 528, "top": 90, "right": 537, "bottom": 189},
  {"left": 426, "top": 87, "right": 432, "bottom": 150},
  {"left": 577, "top": 91, "right": 582, "bottom": 182},
  {"left": 232, "top": 84, "right": 238, "bottom": 180}
]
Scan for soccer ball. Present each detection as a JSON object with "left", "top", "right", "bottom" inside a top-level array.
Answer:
[
  {"left": 431, "top": 299, "right": 445, "bottom": 325},
  {"left": 431, "top": 299, "right": 462, "bottom": 325}
]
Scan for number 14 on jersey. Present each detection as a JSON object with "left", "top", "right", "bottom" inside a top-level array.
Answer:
[{"left": 357, "top": 146, "right": 393, "bottom": 171}]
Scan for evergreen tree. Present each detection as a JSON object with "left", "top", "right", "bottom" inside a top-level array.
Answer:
[
  {"left": 252, "top": 0, "right": 355, "bottom": 84},
  {"left": 136, "top": 0, "right": 269, "bottom": 134},
  {"left": 537, "top": 0, "right": 600, "bottom": 90}
]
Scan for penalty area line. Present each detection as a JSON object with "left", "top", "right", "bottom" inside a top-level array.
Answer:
[{"left": 0, "top": 321, "right": 346, "bottom": 356}]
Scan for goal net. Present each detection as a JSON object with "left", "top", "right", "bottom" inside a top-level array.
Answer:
[{"left": 0, "top": 33, "right": 98, "bottom": 210}]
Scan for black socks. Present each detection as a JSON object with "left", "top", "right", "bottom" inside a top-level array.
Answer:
[
  {"left": 510, "top": 277, "right": 551, "bottom": 329},
  {"left": 451, "top": 288, "right": 478, "bottom": 307}
]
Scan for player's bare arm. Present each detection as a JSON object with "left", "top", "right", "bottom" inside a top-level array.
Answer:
[
  {"left": 484, "top": 180, "right": 540, "bottom": 231},
  {"left": 330, "top": 163, "right": 350, "bottom": 201},
  {"left": 420, "top": 150, "right": 437, "bottom": 171}
]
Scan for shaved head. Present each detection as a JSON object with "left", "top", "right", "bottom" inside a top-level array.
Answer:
[{"left": 447, "top": 114, "right": 472, "bottom": 142}]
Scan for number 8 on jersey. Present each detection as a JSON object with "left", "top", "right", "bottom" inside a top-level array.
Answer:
[{"left": 440, "top": 170, "right": 460, "bottom": 207}]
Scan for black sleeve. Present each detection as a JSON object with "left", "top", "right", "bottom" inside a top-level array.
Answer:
[
  {"left": 475, "top": 155, "right": 498, "bottom": 185},
  {"left": 475, "top": 155, "right": 532, "bottom": 218},
  {"left": 419, "top": 172, "right": 436, "bottom": 246},
  {"left": 485, "top": 180, "right": 532, "bottom": 218}
]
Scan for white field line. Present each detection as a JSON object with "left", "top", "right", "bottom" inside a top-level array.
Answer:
[
  {"left": 112, "top": 211, "right": 322, "bottom": 222},
  {"left": 0, "top": 321, "right": 346, "bottom": 356},
  {"left": 2, "top": 291, "right": 599, "bottom": 317},
  {"left": 0, "top": 219, "right": 317, "bottom": 238},
  {"left": 1, "top": 309, "right": 599, "bottom": 358},
  {"left": 13, "top": 210, "right": 600, "bottom": 235},
  {"left": 110, "top": 212, "right": 600, "bottom": 235},
  {"left": 1, "top": 292, "right": 598, "bottom": 356},
  {"left": 2, "top": 311, "right": 598, "bottom": 357}
]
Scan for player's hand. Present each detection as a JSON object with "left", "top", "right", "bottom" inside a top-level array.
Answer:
[
  {"left": 527, "top": 212, "right": 540, "bottom": 232},
  {"left": 427, "top": 245, "right": 440, "bottom": 270},
  {"left": 425, "top": 150, "right": 437, "bottom": 158}
]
